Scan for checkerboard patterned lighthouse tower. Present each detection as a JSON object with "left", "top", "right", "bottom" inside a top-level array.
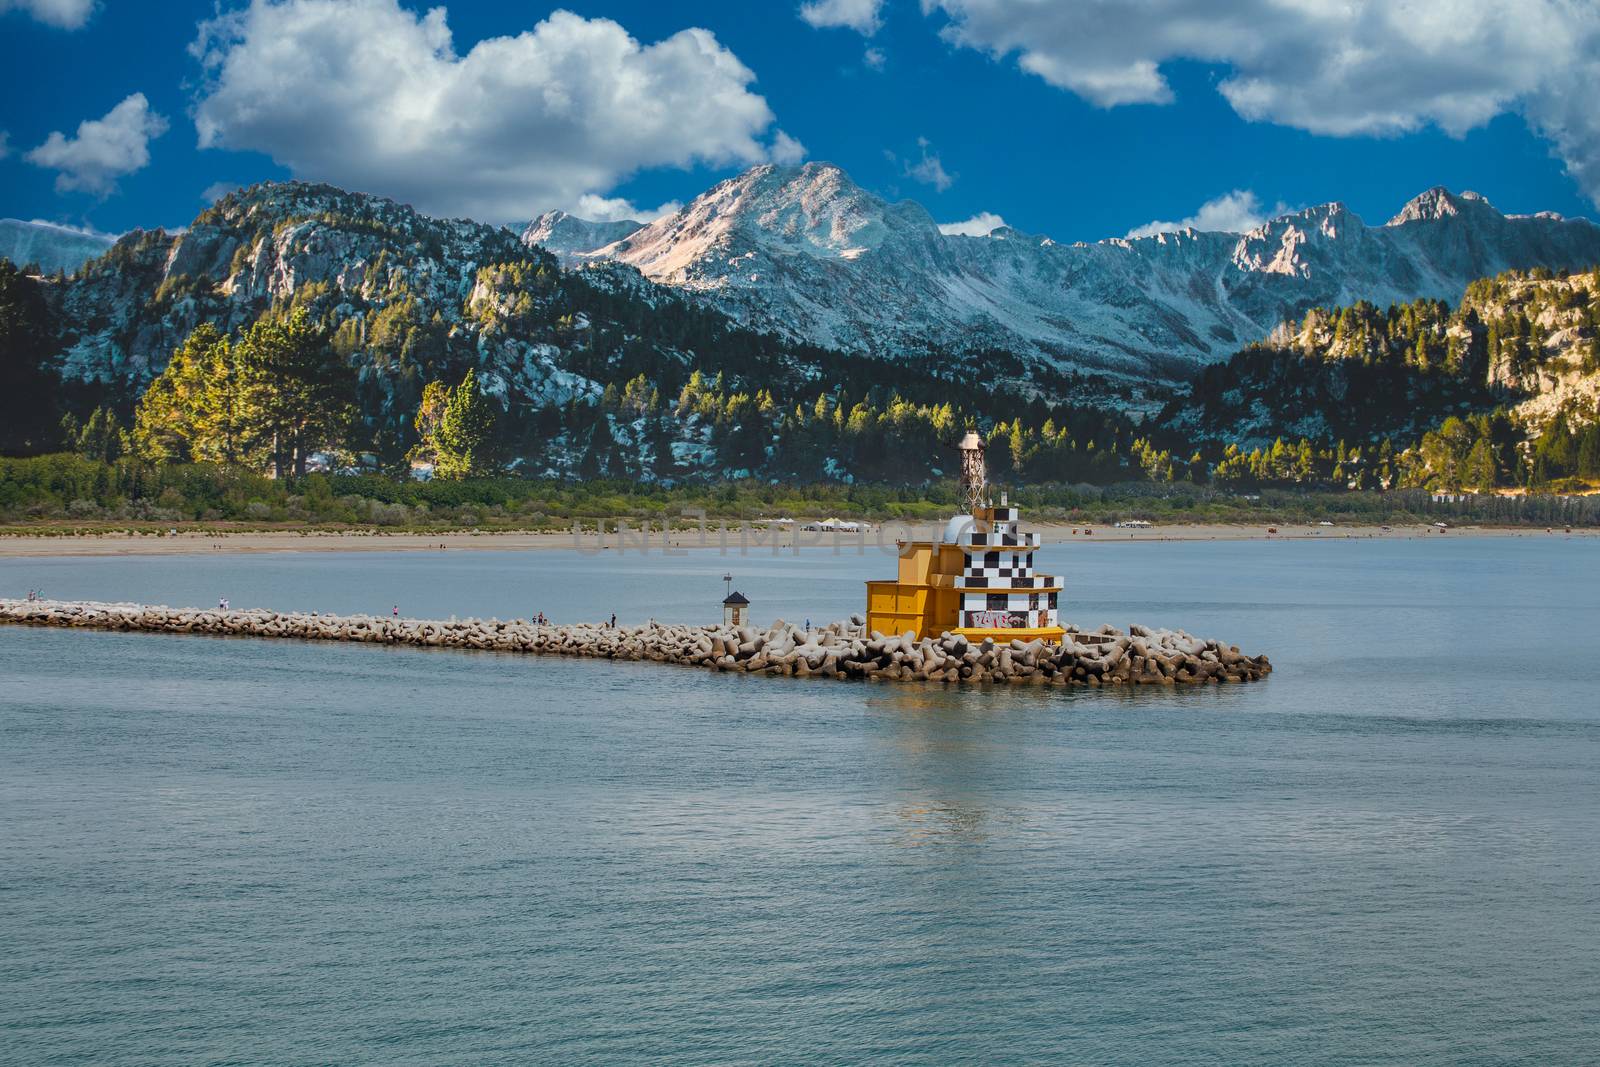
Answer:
[{"left": 865, "top": 432, "right": 1065, "bottom": 643}]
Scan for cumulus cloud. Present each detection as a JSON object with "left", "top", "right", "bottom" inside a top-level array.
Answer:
[
  {"left": 769, "top": 129, "right": 807, "bottom": 165},
  {"left": 923, "top": 0, "right": 1600, "bottom": 203},
  {"left": 799, "top": 0, "right": 883, "bottom": 34},
  {"left": 863, "top": 46, "right": 886, "bottom": 70},
  {"left": 1521, "top": 56, "right": 1600, "bottom": 210},
  {"left": 26, "top": 93, "right": 169, "bottom": 196},
  {"left": 190, "top": 1, "right": 783, "bottom": 223},
  {"left": 0, "top": 0, "right": 95, "bottom": 29},
  {"left": 939, "top": 211, "right": 1006, "bottom": 236},
  {"left": 1125, "top": 189, "right": 1285, "bottom": 239},
  {"left": 574, "top": 193, "right": 680, "bottom": 223},
  {"left": 904, "top": 137, "right": 953, "bottom": 191}
]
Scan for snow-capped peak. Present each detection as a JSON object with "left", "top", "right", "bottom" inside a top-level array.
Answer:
[
  {"left": 520, "top": 165, "right": 1600, "bottom": 378},
  {"left": 1386, "top": 187, "right": 1496, "bottom": 226},
  {"left": 521, "top": 211, "right": 644, "bottom": 260},
  {"left": 601, "top": 161, "right": 940, "bottom": 282}
]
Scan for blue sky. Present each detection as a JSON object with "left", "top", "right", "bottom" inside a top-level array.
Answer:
[{"left": 2, "top": 0, "right": 1596, "bottom": 243}]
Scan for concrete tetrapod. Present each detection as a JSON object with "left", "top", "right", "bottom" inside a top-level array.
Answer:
[{"left": 0, "top": 600, "right": 1271, "bottom": 686}]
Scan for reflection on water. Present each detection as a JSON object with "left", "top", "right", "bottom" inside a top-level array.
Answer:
[
  {"left": 873, "top": 688, "right": 1007, "bottom": 846},
  {"left": 891, "top": 803, "right": 1024, "bottom": 846}
]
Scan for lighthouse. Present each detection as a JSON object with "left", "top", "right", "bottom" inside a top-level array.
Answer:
[
  {"left": 865, "top": 431, "right": 1065, "bottom": 643},
  {"left": 722, "top": 590, "right": 750, "bottom": 628}
]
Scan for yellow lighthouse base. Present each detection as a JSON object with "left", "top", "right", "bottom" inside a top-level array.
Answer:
[{"left": 865, "top": 540, "right": 1065, "bottom": 644}]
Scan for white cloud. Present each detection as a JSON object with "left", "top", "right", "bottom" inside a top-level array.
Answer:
[
  {"left": 799, "top": 0, "right": 883, "bottom": 34},
  {"left": 190, "top": 1, "right": 782, "bottom": 223},
  {"left": 939, "top": 211, "right": 1006, "bottom": 236},
  {"left": 26, "top": 93, "right": 169, "bottom": 196},
  {"left": 923, "top": 0, "right": 1600, "bottom": 203},
  {"left": 574, "top": 193, "right": 680, "bottom": 223},
  {"left": 1521, "top": 56, "right": 1600, "bottom": 211},
  {"left": 202, "top": 181, "right": 242, "bottom": 204},
  {"left": 769, "top": 129, "right": 807, "bottom": 165},
  {"left": 863, "top": 46, "right": 886, "bottom": 70},
  {"left": 905, "top": 136, "right": 953, "bottom": 191},
  {"left": 23, "top": 217, "right": 118, "bottom": 240},
  {"left": 0, "top": 0, "right": 95, "bottom": 29},
  {"left": 1125, "top": 189, "right": 1285, "bottom": 239}
]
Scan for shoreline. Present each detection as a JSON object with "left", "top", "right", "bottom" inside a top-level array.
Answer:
[{"left": 0, "top": 521, "right": 1591, "bottom": 558}]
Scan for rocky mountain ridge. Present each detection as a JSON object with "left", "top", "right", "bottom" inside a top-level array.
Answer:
[
  {"left": 521, "top": 211, "right": 643, "bottom": 259},
  {"left": 16, "top": 181, "right": 1071, "bottom": 478},
  {"left": 529, "top": 164, "right": 1600, "bottom": 379},
  {"left": 1163, "top": 267, "right": 1600, "bottom": 456}
]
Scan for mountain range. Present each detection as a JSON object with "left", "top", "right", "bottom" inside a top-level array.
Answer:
[
  {"left": 11, "top": 161, "right": 1600, "bottom": 392},
  {"left": 524, "top": 163, "right": 1600, "bottom": 380},
  {"left": 4, "top": 169, "right": 1596, "bottom": 489},
  {"left": 17, "top": 181, "right": 1007, "bottom": 477}
]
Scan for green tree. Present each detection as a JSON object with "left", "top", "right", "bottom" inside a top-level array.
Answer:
[
  {"left": 417, "top": 369, "right": 502, "bottom": 480},
  {"left": 63, "top": 406, "right": 129, "bottom": 463},
  {"left": 134, "top": 323, "right": 267, "bottom": 468},
  {"left": 1465, "top": 437, "right": 1497, "bottom": 492},
  {"left": 237, "top": 307, "right": 355, "bottom": 477},
  {"left": 135, "top": 324, "right": 227, "bottom": 464}
]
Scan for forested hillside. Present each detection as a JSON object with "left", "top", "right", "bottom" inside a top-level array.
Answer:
[
  {"left": 1, "top": 181, "right": 1597, "bottom": 503},
  {"left": 1161, "top": 268, "right": 1600, "bottom": 491}
]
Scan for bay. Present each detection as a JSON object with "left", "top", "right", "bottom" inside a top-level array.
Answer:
[{"left": 2, "top": 536, "right": 1597, "bottom": 1064}]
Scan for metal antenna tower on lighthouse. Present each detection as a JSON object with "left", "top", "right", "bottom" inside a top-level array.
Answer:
[{"left": 957, "top": 430, "right": 987, "bottom": 517}]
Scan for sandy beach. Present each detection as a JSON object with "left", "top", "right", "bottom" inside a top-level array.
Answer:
[{"left": 0, "top": 521, "right": 1589, "bottom": 557}]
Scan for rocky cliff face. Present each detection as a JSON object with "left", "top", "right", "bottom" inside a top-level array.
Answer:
[
  {"left": 50, "top": 183, "right": 528, "bottom": 388},
  {"left": 1463, "top": 268, "right": 1600, "bottom": 432},
  {"left": 530, "top": 164, "right": 1600, "bottom": 380}
]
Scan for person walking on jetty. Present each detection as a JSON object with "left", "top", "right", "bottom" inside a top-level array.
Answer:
[
  {"left": 218, "top": 598, "right": 229, "bottom": 610},
  {"left": 610, "top": 613, "right": 617, "bottom": 628},
  {"left": 392, "top": 605, "right": 399, "bottom": 618}
]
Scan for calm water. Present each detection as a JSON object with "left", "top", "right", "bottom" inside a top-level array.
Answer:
[{"left": 2, "top": 536, "right": 1598, "bottom": 1064}]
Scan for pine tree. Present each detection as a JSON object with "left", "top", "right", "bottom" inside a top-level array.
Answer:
[
  {"left": 1465, "top": 437, "right": 1497, "bottom": 492},
  {"left": 237, "top": 307, "right": 355, "bottom": 477},
  {"left": 422, "top": 369, "right": 502, "bottom": 480},
  {"left": 135, "top": 324, "right": 226, "bottom": 464},
  {"left": 193, "top": 336, "right": 260, "bottom": 466},
  {"left": 69, "top": 407, "right": 129, "bottom": 463}
]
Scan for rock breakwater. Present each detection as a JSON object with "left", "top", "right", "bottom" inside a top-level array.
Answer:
[{"left": 0, "top": 600, "right": 1271, "bottom": 686}]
